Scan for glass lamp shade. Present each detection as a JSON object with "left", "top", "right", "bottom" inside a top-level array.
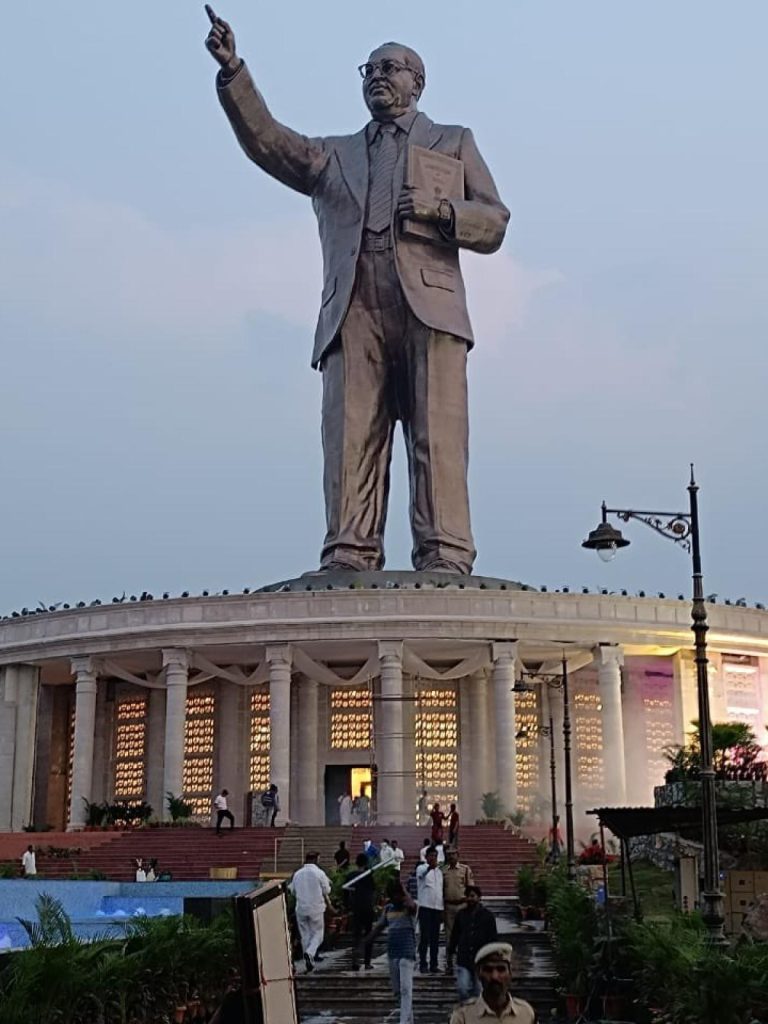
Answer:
[{"left": 597, "top": 544, "right": 617, "bottom": 563}]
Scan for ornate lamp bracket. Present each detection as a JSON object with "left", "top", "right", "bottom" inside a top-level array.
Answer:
[{"left": 610, "top": 508, "right": 692, "bottom": 553}]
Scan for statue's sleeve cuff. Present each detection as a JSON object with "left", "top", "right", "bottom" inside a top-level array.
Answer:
[{"left": 217, "top": 59, "right": 245, "bottom": 88}]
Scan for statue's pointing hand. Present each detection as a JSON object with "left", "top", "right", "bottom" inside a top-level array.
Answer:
[{"left": 205, "top": 5, "right": 238, "bottom": 71}]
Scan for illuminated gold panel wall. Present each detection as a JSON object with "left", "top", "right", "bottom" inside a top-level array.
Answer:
[
  {"left": 330, "top": 686, "right": 373, "bottom": 750},
  {"left": 113, "top": 695, "right": 148, "bottom": 801},
  {"left": 415, "top": 685, "right": 458, "bottom": 807},
  {"left": 249, "top": 686, "right": 270, "bottom": 791},
  {"left": 183, "top": 691, "right": 215, "bottom": 817},
  {"left": 515, "top": 688, "right": 540, "bottom": 813}
]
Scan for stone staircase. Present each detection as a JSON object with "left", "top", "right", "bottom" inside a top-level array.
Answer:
[
  {"left": 296, "top": 899, "right": 557, "bottom": 1023},
  {"left": 9, "top": 827, "right": 283, "bottom": 881},
  {"left": 277, "top": 824, "right": 539, "bottom": 896}
]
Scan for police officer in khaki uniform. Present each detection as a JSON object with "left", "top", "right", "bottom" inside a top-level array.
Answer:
[{"left": 449, "top": 942, "right": 535, "bottom": 1023}]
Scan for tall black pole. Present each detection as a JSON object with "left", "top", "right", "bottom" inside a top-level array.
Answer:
[
  {"left": 561, "top": 654, "right": 577, "bottom": 881},
  {"left": 688, "top": 467, "right": 725, "bottom": 941},
  {"left": 549, "top": 711, "right": 559, "bottom": 854}
]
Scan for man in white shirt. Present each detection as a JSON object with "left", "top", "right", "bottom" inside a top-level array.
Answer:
[
  {"left": 213, "top": 789, "right": 235, "bottom": 834},
  {"left": 21, "top": 845, "right": 36, "bottom": 878},
  {"left": 420, "top": 839, "right": 445, "bottom": 864},
  {"left": 379, "top": 839, "right": 395, "bottom": 866},
  {"left": 391, "top": 839, "right": 405, "bottom": 872},
  {"left": 289, "top": 851, "right": 332, "bottom": 972},
  {"left": 415, "top": 847, "right": 444, "bottom": 973}
]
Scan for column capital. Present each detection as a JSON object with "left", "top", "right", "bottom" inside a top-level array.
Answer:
[
  {"left": 378, "top": 641, "right": 403, "bottom": 664},
  {"left": 491, "top": 641, "right": 519, "bottom": 666},
  {"left": 70, "top": 657, "right": 98, "bottom": 685},
  {"left": 594, "top": 644, "right": 624, "bottom": 669},
  {"left": 266, "top": 644, "right": 292, "bottom": 668},
  {"left": 162, "top": 649, "right": 189, "bottom": 674}
]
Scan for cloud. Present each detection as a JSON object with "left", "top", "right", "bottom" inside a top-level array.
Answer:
[
  {"left": 0, "top": 172, "right": 322, "bottom": 343},
  {"left": 0, "top": 171, "right": 564, "bottom": 356}
]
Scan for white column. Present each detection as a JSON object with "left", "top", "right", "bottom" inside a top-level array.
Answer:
[
  {"left": 68, "top": 658, "right": 99, "bottom": 830},
  {"left": 162, "top": 649, "right": 189, "bottom": 819},
  {"left": 267, "top": 645, "right": 293, "bottom": 822},
  {"left": 377, "top": 642, "right": 405, "bottom": 824},
  {"left": 400, "top": 672, "right": 416, "bottom": 823},
  {"left": 297, "top": 677, "right": 319, "bottom": 824},
  {"left": 595, "top": 645, "right": 627, "bottom": 804},
  {"left": 492, "top": 643, "right": 518, "bottom": 815},
  {"left": 466, "top": 671, "right": 486, "bottom": 822},
  {"left": 0, "top": 665, "right": 41, "bottom": 831}
]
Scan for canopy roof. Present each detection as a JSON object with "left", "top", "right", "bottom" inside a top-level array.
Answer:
[{"left": 587, "top": 805, "right": 768, "bottom": 840}]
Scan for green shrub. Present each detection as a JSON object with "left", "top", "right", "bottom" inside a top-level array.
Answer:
[{"left": 0, "top": 894, "right": 238, "bottom": 1024}]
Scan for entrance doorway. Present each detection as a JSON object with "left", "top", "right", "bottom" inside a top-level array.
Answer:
[{"left": 324, "top": 765, "right": 372, "bottom": 825}]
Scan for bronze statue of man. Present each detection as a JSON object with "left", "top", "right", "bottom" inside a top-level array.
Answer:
[{"left": 205, "top": 7, "right": 509, "bottom": 574}]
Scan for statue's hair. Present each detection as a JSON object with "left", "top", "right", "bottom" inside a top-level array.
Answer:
[{"left": 372, "top": 41, "right": 426, "bottom": 95}]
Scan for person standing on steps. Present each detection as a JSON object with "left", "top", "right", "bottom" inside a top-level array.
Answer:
[
  {"left": 346, "top": 852, "right": 377, "bottom": 970},
  {"left": 289, "top": 851, "right": 332, "bottom": 972},
  {"left": 21, "top": 845, "right": 37, "bottom": 878},
  {"left": 448, "top": 802, "right": 460, "bottom": 847},
  {"left": 442, "top": 847, "right": 474, "bottom": 973},
  {"left": 338, "top": 790, "right": 353, "bottom": 826},
  {"left": 447, "top": 886, "right": 498, "bottom": 1003},
  {"left": 260, "top": 783, "right": 280, "bottom": 826},
  {"left": 430, "top": 802, "right": 446, "bottom": 845},
  {"left": 449, "top": 942, "right": 535, "bottom": 1024},
  {"left": 416, "top": 846, "right": 444, "bottom": 973},
  {"left": 391, "top": 838, "right": 405, "bottom": 872},
  {"left": 334, "top": 840, "right": 351, "bottom": 870},
  {"left": 418, "top": 789, "right": 429, "bottom": 826}
]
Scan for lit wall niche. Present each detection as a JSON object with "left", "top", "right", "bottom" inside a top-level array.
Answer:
[
  {"left": 183, "top": 691, "right": 215, "bottom": 817},
  {"left": 330, "top": 686, "right": 373, "bottom": 749},
  {"left": 574, "top": 691, "right": 604, "bottom": 793},
  {"left": 113, "top": 695, "right": 148, "bottom": 801},
  {"left": 515, "top": 688, "right": 540, "bottom": 813},
  {"left": 249, "top": 687, "right": 270, "bottom": 791},
  {"left": 415, "top": 685, "right": 458, "bottom": 807}
]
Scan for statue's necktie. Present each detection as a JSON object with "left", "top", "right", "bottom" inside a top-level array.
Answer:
[{"left": 366, "top": 122, "right": 399, "bottom": 233}]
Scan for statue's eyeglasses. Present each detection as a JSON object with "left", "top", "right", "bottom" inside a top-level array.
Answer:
[{"left": 358, "top": 59, "right": 414, "bottom": 80}]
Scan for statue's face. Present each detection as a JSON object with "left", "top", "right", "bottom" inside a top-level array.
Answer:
[{"left": 362, "top": 44, "right": 421, "bottom": 120}]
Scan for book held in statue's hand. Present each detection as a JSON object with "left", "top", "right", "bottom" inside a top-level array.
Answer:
[{"left": 401, "top": 145, "right": 464, "bottom": 243}]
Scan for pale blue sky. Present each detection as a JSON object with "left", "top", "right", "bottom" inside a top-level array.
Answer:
[{"left": 2, "top": 1, "right": 767, "bottom": 613}]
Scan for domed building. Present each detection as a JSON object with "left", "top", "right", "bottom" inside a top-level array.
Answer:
[{"left": 1, "top": 572, "right": 766, "bottom": 834}]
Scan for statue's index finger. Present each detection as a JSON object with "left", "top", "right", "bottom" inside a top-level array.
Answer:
[{"left": 205, "top": 5, "right": 218, "bottom": 25}]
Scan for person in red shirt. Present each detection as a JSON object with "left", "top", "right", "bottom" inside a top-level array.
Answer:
[
  {"left": 430, "top": 803, "right": 446, "bottom": 845},
  {"left": 448, "top": 803, "right": 460, "bottom": 846}
]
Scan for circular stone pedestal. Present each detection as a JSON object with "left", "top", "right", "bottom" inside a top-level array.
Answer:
[{"left": 257, "top": 569, "right": 533, "bottom": 593}]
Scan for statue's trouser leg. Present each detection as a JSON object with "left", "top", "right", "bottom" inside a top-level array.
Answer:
[
  {"left": 319, "top": 248, "right": 401, "bottom": 570},
  {"left": 319, "top": 246, "right": 475, "bottom": 574},
  {"left": 400, "top": 318, "right": 475, "bottom": 574}
]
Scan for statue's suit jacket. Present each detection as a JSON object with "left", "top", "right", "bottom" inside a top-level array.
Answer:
[{"left": 218, "top": 63, "right": 510, "bottom": 368}]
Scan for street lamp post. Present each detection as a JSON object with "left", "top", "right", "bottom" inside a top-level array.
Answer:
[
  {"left": 582, "top": 465, "right": 725, "bottom": 941},
  {"left": 516, "top": 655, "right": 577, "bottom": 881}
]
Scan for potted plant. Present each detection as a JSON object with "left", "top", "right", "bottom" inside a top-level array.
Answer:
[
  {"left": 480, "top": 791, "right": 505, "bottom": 822},
  {"left": 166, "top": 791, "right": 194, "bottom": 824},
  {"left": 547, "top": 874, "right": 597, "bottom": 1020}
]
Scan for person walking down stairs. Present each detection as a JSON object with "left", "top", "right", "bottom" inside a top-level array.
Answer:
[
  {"left": 214, "top": 789, "right": 235, "bottom": 834},
  {"left": 289, "top": 851, "right": 332, "bottom": 972},
  {"left": 365, "top": 879, "right": 418, "bottom": 1024}
]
